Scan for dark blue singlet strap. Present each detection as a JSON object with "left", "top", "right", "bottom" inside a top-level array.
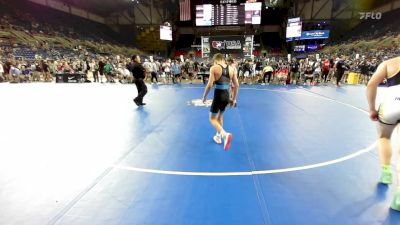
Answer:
[{"left": 215, "top": 65, "right": 229, "bottom": 90}]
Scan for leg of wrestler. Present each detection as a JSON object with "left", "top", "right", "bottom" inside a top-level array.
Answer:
[
  {"left": 217, "top": 112, "right": 223, "bottom": 129},
  {"left": 209, "top": 91, "right": 232, "bottom": 149},
  {"left": 376, "top": 114, "right": 396, "bottom": 185},
  {"left": 377, "top": 122, "right": 395, "bottom": 171},
  {"left": 209, "top": 95, "right": 223, "bottom": 138},
  {"left": 210, "top": 112, "right": 223, "bottom": 145},
  {"left": 393, "top": 129, "right": 400, "bottom": 210},
  {"left": 377, "top": 119, "right": 400, "bottom": 210}
]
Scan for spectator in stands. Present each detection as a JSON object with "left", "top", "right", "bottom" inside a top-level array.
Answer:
[
  {"left": 150, "top": 58, "right": 159, "bottom": 84},
  {"left": 187, "top": 60, "right": 195, "bottom": 84},
  {"left": 243, "top": 59, "right": 253, "bottom": 84},
  {"left": 20, "top": 65, "right": 30, "bottom": 82},
  {"left": 290, "top": 58, "right": 300, "bottom": 85},
  {"left": 9, "top": 61, "right": 22, "bottom": 83},
  {"left": 321, "top": 58, "right": 331, "bottom": 84},
  {"left": 262, "top": 63, "right": 274, "bottom": 85},
  {"left": 104, "top": 59, "right": 114, "bottom": 83},
  {"left": 98, "top": 57, "right": 105, "bottom": 83},
  {"left": 255, "top": 59, "right": 263, "bottom": 82},
  {"left": 31, "top": 62, "right": 40, "bottom": 82},
  {"left": 155, "top": 60, "right": 161, "bottom": 73},
  {"left": 327, "top": 57, "right": 335, "bottom": 83},
  {"left": 182, "top": 59, "right": 189, "bottom": 80},
  {"left": 193, "top": 60, "right": 199, "bottom": 81},
  {"left": 313, "top": 60, "right": 322, "bottom": 84},
  {"left": 49, "top": 60, "right": 57, "bottom": 75},
  {"left": 122, "top": 62, "right": 133, "bottom": 84},
  {"left": 63, "top": 60, "right": 72, "bottom": 73},
  {"left": 89, "top": 59, "right": 98, "bottom": 82},
  {"left": 3, "top": 60, "right": 11, "bottom": 81},
  {"left": 199, "top": 60, "right": 211, "bottom": 81},
  {"left": 298, "top": 59, "right": 306, "bottom": 82},
  {"left": 304, "top": 65, "right": 314, "bottom": 85},
  {"left": 143, "top": 59, "right": 152, "bottom": 82},
  {"left": 56, "top": 60, "right": 63, "bottom": 73},
  {"left": 162, "top": 59, "right": 171, "bottom": 83},
  {"left": 71, "top": 60, "right": 77, "bottom": 72},
  {"left": 359, "top": 59, "right": 369, "bottom": 85},
  {"left": 80, "top": 58, "right": 89, "bottom": 82},
  {"left": 171, "top": 60, "right": 181, "bottom": 84},
  {"left": 276, "top": 64, "right": 288, "bottom": 85},
  {"left": 335, "top": 55, "right": 348, "bottom": 87},
  {"left": 40, "top": 60, "right": 51, "bottom": 82},
  {"left": 0, "top": 60, "right": 4, "bottom": 82},
  {"left": 82, "top": 59, "right": 88, "bottom": 74},
  {"left": 114, "top": 62, "right": 128, "bottom": 84}
]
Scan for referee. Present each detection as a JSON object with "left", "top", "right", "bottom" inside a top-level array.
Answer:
[{"left": 128, "top": 55, "right": 147, "bottom": 106}]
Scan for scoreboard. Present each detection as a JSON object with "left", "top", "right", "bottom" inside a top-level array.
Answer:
[{"left": 196, "top": 2, "right": 262, "bottom": 26}]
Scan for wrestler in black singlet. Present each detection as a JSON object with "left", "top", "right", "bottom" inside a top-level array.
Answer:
[{"left": 210, "top": 65, "right": 231, "bottom": 116}]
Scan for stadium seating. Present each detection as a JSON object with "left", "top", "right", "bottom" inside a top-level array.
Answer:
[
  {"left": 0, "top": 0, "right": 142, "bottom": 60},
  {"left": 320, "top": 8, "right": 400, "bottom": 56}
]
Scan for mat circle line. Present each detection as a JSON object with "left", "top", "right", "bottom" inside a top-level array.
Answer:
[{"left": 113, "top": 87, "right": 376, "bottom": 176}]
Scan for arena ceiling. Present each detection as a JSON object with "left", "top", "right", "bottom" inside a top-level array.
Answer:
[
  {"left": 57, "top": 0, "right": 397, "bottom": 15},
  {"left": 57, "top": 0, "right": 177, "bottom": 16}
]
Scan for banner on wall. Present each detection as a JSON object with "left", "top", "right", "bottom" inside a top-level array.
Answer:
[
  {"left": 300, "top": 30, "right": 330, "bottom": 40},
  {"left": 201, "top": 36, "right": 211, "bottom": 58},
  {"left": 202, "top": 35, "right": 253, "bottom": 58},
  {"left": 306, "top": 44, "right": 319, "bottom": 51},
  {"left": 294, "top": 45, "right": 305, "bottom": 52},
  {"left": 210, "top": 36, "right": 245, "bottom": 57}
]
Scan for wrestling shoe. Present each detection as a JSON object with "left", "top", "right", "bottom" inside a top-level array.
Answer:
[
  {"left": 223, "top": 133, "right": 233, "bottom": 151},
  {"left": 133, "top": 99, "right": 140, "bottom": 106},
  {"left": 213, "top": 133, "right": 222, "bottom": 144},
  {"left": 391, "top": 190, "right": 400, "bottom": 211},
  {"left": 380, "top": 170, "right": 393, "bottom": 184}
]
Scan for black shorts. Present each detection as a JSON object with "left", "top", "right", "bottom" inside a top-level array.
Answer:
[{"left": 210, "top": 89, "right": 230, "bottom": 116}]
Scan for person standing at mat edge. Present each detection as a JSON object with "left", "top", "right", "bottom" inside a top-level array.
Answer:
[
  {"left": 366, "top": 56, "right": 400, "bottom": 211},
  {"left": 128, "top": 55, "right": 147, "bottom": 106},
  {"left": 202, "top": 53, "right": 239, "bottom": 150}
]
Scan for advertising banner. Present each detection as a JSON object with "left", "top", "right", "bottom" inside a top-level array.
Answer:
[
  {"left": 306, "top": 44, "right": 319, "bottom": 51},
  {"left": 201, "top": 36, "right": 211, "bottom": 58},
  {"left": 300, "top": 30, "right": 330, "bottom": 40},
  {"left": 202, "top": 35, "right": 253, "bottom": 58},
  {"left": 210, "top": 36, "right": 245, "bottom": 57},
  {"left": 294, "top": 45, "right": 305, "bottom": 52}
]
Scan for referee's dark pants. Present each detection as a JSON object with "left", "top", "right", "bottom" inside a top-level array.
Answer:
[
  {"left": 134, "top": 78, "right": 147, "bottom": 104},
  {"left": 151, "top": 72, "right": 158, "bottom": 83},
  {"left": 263, "top": 72, "right": 272, "bottom": 84},
  {"left": 336, "top": 70, "right": 345, "bottom": 85}
]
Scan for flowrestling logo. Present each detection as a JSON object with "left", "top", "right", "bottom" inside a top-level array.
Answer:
[
  {"left": 211, "top": 40, "right": 242, "bottom": 50},
  {"left": 212, "top": 41, "right": 225, "bottom": 50},
  {"left": 359, "top": 12, "right": 382, "bottom": 20}
]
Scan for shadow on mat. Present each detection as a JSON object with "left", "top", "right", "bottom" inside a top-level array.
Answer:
[{"left": 328, "top": 184, "right": 397, "bottom": 225}]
